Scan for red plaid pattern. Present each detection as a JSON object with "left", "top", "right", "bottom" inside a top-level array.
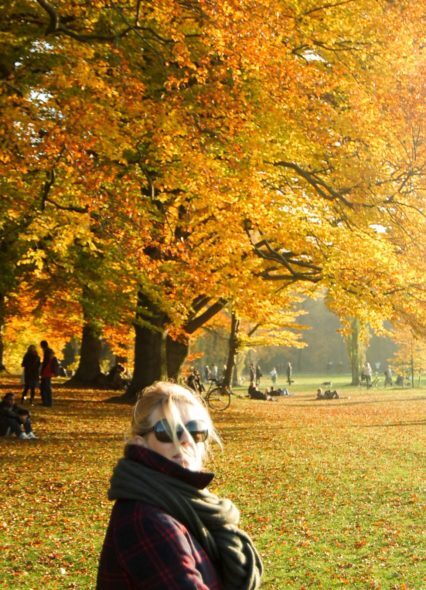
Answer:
[{"left": 97, "top": 448, "right": 221, "bottom": 589}]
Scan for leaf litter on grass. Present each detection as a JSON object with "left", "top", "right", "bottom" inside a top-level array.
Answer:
[{"left": 1, "top": 384, "right": 425, "bottom": 589}]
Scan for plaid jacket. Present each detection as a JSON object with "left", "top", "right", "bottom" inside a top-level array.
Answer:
[{"left": 97, "top": 447, "right": 222, "bottom": 590}]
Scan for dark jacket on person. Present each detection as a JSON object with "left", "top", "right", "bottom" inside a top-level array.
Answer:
[
  {"left": 0, "top": 400, "right": 23, "bottom": 421},
  {"left": 21, "top": 351, "right": 41, "bottom": 382},
  {"left": 0, "top": 399, "right": 28, "bottom": 435},
  {"left": 97, "top": 446, "right": 221, "bottom": 590}
]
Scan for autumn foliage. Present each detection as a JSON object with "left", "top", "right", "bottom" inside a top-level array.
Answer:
[{"left": 0, "top": 1, "right": 425, "bottom": 376}]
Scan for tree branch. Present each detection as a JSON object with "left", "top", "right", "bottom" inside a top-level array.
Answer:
[
  {"left": 185, "top": 298, "right": 227, "bottom": 333},
  {"left": 271, "top": 160, "right": 355, "bottom": 208}
]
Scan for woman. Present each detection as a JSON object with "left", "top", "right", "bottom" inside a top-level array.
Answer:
[
  {"left": 21, "top": 345, "right": 41, "bottom": 405},
  {"left": 97, "top": 381, "right": 263, "bottom": 590}
]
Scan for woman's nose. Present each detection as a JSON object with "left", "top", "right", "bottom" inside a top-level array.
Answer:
[{"left": 179, "top": 429, "right": 194, "bottom": 445}]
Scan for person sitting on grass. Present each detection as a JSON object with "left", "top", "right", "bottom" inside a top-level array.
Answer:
[
  {"left": 0, "top": 393, "right": 37, "bottom": 440},
  {"left": 247, "top": 382, "right": 267, "bottom": 400},
  {"left": 106, "top": 363, "right": 129, "bottom": 390},
  {"left": 268, "top": 386, "right": 290, "bottom": 397},
  {"left": 316, "top": 388, "right": 340, "bottom": 400}
]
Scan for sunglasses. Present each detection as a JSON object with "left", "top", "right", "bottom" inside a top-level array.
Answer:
[{"left": 142, "top": 419, "right": 209, "bottom": 444}]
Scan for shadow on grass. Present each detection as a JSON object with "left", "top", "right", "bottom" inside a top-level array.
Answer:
[
  {"left": 359, "top": 419, "right": 426, "bottom": 427},
  {"left": 283, "top": 395, "right": 426, "bottom": 408}
]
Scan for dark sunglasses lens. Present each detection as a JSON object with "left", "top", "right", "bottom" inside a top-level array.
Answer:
[
  {"left": 153, "top": 420, "right": 208, "bottom": 443},
  {"left": 185, "top": 420, "right": 209, "bottom": 443},
  {"left": 153, "top": 420, "right": 174, "bottom": 443}
]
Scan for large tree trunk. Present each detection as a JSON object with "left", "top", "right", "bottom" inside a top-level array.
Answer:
[
  {"left": 166, "top": 335, "right": 189, "bottom": 381},
  {"left": 115, "top": 295, "right": 227, "bottom": 403},
  {"left": 223, "top": 313, "right": 239, "bottom": 387},
  {"left": 121, "top": 291, "right": 168, "bottom": 401},
  {"left": 0, "top": 293, "right": 6, "bottom": 372},
  {"left": 127, "top": 323, "right": 167, "bottom": 395},
  {"left": 68, "top": 321, "right": 103, "bottom": 385}
]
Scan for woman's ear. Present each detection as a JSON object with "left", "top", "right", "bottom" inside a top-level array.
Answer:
[{"left": 132, "top": 434, "right": 148, "bottom": 447}]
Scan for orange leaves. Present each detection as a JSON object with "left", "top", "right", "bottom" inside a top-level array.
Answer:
[{"left": 0, "top": 0, "right": 424, "bottom": 366}]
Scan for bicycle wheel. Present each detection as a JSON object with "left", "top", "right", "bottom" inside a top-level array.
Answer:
[{"left": 207, "top": 387, "right": 231, "bottom": 411}]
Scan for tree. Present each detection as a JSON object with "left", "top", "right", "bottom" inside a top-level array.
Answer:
[
  {"left": 391, "top": 324, "right": 426, "bottom": 387},
  {"left": 1, "top": 1, "right": 424, "bottom": 394}
]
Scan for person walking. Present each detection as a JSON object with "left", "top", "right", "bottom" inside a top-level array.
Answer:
[
  {"left": 249, "top": 362, "right": 255, "bottom": 384},
  {"left": 384, "top": 366, "right": 393, "bottom": 387},
  {"left": 286, "top": 362, "right": 293, "bottom": 385},
  {"left": 97, "top": 381, "right": 263, "bottom": 590},
  {"left": 362, "top": 361, "right": 373, "bottom": 389},
  {"left": 21, "top": 345, "right": 41, "bottom": 405},
  {"left": 270, "top": 367, "right": 278, "bottom": 385},
  {"left": 255, "top": 364, "right": 262, "bottom": 386}
]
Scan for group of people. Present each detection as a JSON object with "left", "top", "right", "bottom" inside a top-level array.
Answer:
[
  {"left": 316, "top": 388, "right": 340, "bottom": 400},
  {"left": 21, "top": 340, "right": 59, "bottom": 407},
  {"left": 247, "top": 383, "right": 290, "bottom": 401},
  {"left": 361, "top": 362, "right": 395, "bottom": 388}
]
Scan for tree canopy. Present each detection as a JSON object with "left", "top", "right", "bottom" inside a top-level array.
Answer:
[{"left": 1, "top": 0, "right": 424, "bottom": 377}]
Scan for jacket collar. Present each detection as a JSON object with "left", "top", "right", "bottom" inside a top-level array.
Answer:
[{"left": 125, "top": 444, "right": 214, "bottom": 489}]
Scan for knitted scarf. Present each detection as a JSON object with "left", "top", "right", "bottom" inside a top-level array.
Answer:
[{"left": 108, "top": 454, "right": 263, "bottom": 590}]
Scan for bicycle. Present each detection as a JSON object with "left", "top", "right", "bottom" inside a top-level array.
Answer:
[
  {"left": 185, "top": 368, "right": 232, "bottom": 411},
  {"left": 203, "top": 378, "right": 232, "bottom": 411},
  {"left": 371, "top": 372, "right": 382, "bottom": 388}
]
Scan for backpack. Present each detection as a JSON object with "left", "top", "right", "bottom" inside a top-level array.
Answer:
[{"left": 50, "top": 356, "right": 60, "bottom": 377}]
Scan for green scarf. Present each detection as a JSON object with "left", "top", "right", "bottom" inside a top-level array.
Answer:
[{"left": 108, "top": 455, "right": 263, "bottom": 590}]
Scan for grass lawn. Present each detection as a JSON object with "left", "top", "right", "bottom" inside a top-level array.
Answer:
[{"left": 1, "top": 376, "right": 425, "bottom": 589}]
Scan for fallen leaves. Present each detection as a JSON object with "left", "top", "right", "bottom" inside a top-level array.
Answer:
[{"left": 0, "top": 383, "right": 425, "bottom": 588}]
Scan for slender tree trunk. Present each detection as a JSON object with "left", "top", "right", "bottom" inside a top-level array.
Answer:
[
  {"left": 68, "top": 321, "right": 103, "bottom": 385},
  {"left": 0, "top": 293, "right": 6, "bottom": 372},
  {"left": 233, "top": 350, "right": 247, "bottom": 387},
  {"left": 223, "top": 313, "right": 239, "bottom": 387},
  {"left": 346, "top": 318, "right": 366, "bottom": 386}
]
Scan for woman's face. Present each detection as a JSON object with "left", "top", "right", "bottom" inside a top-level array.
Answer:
[{"left": 143, "top": 402, "right": 208, "bottom": 471}]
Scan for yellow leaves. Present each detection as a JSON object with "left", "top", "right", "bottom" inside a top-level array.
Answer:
[{"left": 0, "top": 0, "right": 424, "bottom": 358}]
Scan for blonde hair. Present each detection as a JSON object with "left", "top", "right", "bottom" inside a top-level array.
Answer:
[{"left": 129, "top": 381, "right": 221, "bottom": 453}]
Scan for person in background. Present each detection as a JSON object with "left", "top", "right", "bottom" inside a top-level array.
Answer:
[
  {"left": 203, "top": 365, "right": 211, "bottom": 382},
  {"left": 362, "top": 361, "right": 373, "bottom": 389},
  {"left": 286, "top": 362, "right": 293, "bottom": 385},
  {"left": 211, "top": 364, "right": 219, "bottom": 381},
  {"left": 21, "top": 345, "right": 41, "bottom": 405},
  {"left": 186, "top": 367, "right": 205, "bottom": 395},
  {"left": 247, "top": 382, "right": 267, "bottom": 400},
  {"left": 384, "top": 366, "right": 393, "bottom": 387},
  {"left": 0, "top": 393, "right": 37, "bottom": 439},
  {"left": 270, "top": 367, "right": 278, "bottom": 385},
  {"left": 249, "top": 362, "right": 256, "bottom": 384},
  {"left": 40, "top": 340, "right": 58, "bottom": 407},
  {"left": 97, "top": 381, "right": 263, "bottom": 590},
  {"left": 255, "top": 364, "right": 262, "bottom": 385}
]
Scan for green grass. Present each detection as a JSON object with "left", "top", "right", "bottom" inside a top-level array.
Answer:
[{"left": 1, "top": 377, "right": 425, "bottom": 589}]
